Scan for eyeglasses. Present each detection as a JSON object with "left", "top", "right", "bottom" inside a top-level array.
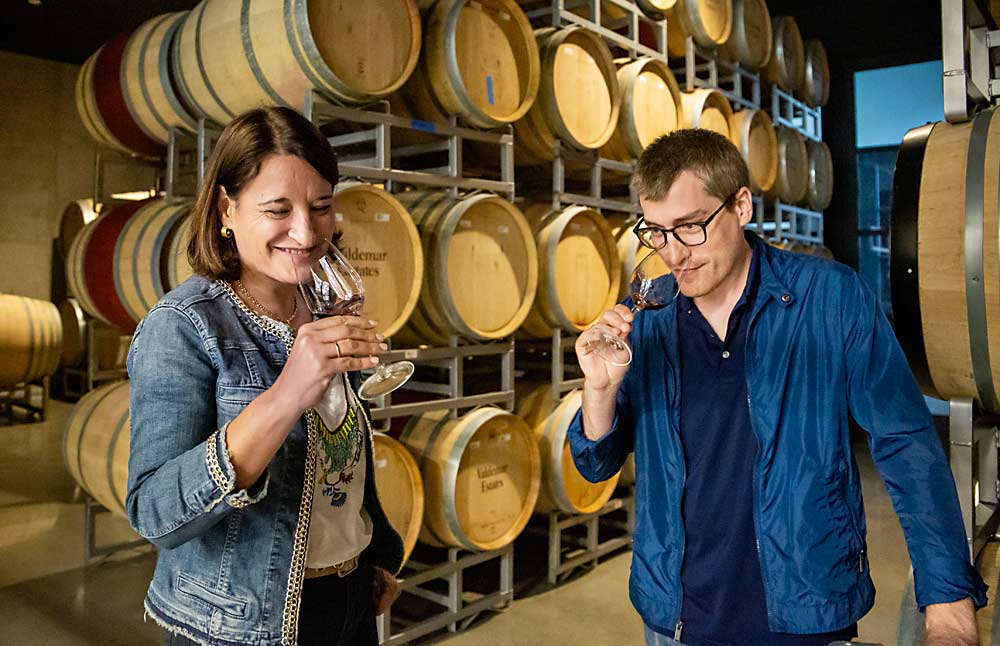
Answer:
[{"left": 632, "top": 193, "right": 737, "bottom": 249}]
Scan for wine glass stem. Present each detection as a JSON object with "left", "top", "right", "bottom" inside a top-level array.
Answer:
[{"left": 375, "top": 363, "right": 389, "bottom": 379}]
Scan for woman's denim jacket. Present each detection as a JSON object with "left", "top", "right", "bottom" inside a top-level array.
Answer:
[{"left": 126, "top": 276, "right": 403, "bottom": 646}]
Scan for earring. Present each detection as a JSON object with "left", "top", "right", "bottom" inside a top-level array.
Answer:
[{"left": 220, "top": 225, "right": 233, "bottom": 239}]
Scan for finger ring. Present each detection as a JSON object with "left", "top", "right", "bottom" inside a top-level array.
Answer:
[{"left": 334, "top": 341, "right": 342, "bottom": 358}]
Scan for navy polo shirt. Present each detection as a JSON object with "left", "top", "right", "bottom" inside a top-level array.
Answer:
[{"left": 673, "top": 245, "right": 856, "bottom": 646}]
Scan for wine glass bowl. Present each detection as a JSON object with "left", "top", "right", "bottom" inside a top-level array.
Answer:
[
  {"left": 583, "top": 250, "right": 681, "bottom": 366},
  {"left": 296, "top": 242, "right": 414, "bottom": 401}
]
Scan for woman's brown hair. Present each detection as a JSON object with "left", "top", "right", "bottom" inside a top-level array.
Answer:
[{"left": 187, "top": 106, "right": 340, "bottom": 281}]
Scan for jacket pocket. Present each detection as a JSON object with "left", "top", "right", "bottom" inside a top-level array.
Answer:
[{"left": 175, "top": 574, "right": 248, "bottom": 618}]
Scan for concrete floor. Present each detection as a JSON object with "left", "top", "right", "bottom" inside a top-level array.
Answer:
[{"left": 0, "top": 399, "right": 993, "bottom": 645}]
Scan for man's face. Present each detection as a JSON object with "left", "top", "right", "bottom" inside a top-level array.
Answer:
[{"left": 638, "top": 171, "right": 753, "bottom": 299}]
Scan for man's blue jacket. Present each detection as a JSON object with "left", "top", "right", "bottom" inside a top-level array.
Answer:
[{"left": 568, "top": 233, "right": 987, "bottom": 636}]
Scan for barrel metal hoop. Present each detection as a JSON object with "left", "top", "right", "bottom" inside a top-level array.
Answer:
[
  {"left": 541, "top": 209, "right": 576, "bottom": 331},
  {"left": 160, "top": 13, "right": 199, "bottom": 130},
  {"left": 113, "top": 203, "right": 152, "bottom": 325},
  {"left": 437, "top": 195, "right": 491, "bottom": 339},
  {"left": 417, "top": 409, "right": 479, "bottom": 551},
  {"left": 964, "top": 109, "right": 998, "bottom": 411},
  {"left": 149, "top": 206, "right": 188, "bottom": 303},
  {"left": 545, "top": 394, "right": 576, "bottom": 513},
  {"left": 124, "top": 14, "right": 173, "bottom": 142},
  {"left": 170, "top": 16, "right": 201, "bottom": 118},
  {"left": 240, "top": 0, "right": 289, "bottom": 109},
  {"left": 443, "top": 0, "right": 492, "bottom": 127},
  {"left": 889, "top": 123, "right": 934, "bottom": 392},
  {"left": 17, "top": 297, "right": 40, "bottom": 382},
  {"left": 193, "top": 1, "right": 236, "bottom": 121},
  {"left": 71, "top": 383, "right": 127, "bottom": 501},
  {"left": 284, "top": 0, "right": 330, "bottom": 98},
  {"left": 107, "top": 407, "right": 131, "bottom": 511},
  {"left": 291, "top": 0, "right": 372, "bottom": 102}
]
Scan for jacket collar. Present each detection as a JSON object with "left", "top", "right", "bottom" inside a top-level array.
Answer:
[{"left": 747, "top": 231, "right": 796, "bottom": 309}]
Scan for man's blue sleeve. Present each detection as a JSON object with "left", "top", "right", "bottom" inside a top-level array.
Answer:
[{"left": 568, "top": 383, "right": 634, "bottom": 484}]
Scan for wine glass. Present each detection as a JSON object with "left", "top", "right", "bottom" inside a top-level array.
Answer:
[
  {"left": 295, "top": 242, "right": 414, "bottom": 400},
  {"left": 583, "top": 250, "right": 682, "bottom": 367}
]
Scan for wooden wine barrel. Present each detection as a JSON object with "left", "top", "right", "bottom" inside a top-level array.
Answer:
[
  {"left": 636, "top": 0, "right": 678, "bottom": 20},
  {"left": 0, "top": 295, "right": 63, "bottom": 388},
  {"left": 730, "top": 109, "right": 778, "bottom": 194},
  {"left": 521, "top": 204, "right": 620, "bottom": 337},
  {"left": 610, "top": 216, "right": 642, "bottom": 301},
  {"left": 76, "top": 50, "right": 130, "bottom": 156},
  {"left": 397, "top": 0, "right": 540, "bottom": 129},
  {"left": 66, "top": 201, "right": 149, "bottom": 331},
  {"left": 890, "top": 111, "right": 1000, "bottom": 410},
  {"left": 514, "top": 27, "right": 620, "bottom": 166},
  {"left": 764, "top": 16, "right": 804, "bottom": 92},
  {"left": 619, "top": 454, "right": 636, "bottom": 486},
  {"left": 63, "top": 381, "right": 131, "bottom": 517},
  {"left": 119, "top": 12, "right": 199, "bottom": 146},
  {"left": 75, "top": 13, "right": 196, "bottom": 157},
  {"left": 59, "top": 299, "right": 88, "bottom": 367},
  {"left": 772, "top": 126, "right": 809, "bottom": 204},
  {"left": 114, "top": 200, "right": 193, "bottom": 325},
  {"left": 516, "top": 386, "right": 620, "bottom": 514},
  {"left": 166, "top": 215, "right": 195, "bottom": 289},
  {"left": 331, "top": 182, "right": 423, "bottom": 339},
  {"left": 718, "top": 0, "right": 772, "bottom": 70},
  {"left": 58, "top": 299, "right": 130, "bottom": 370},
  {"left": 800, "top": 39, "right": 830, "bottom": 108},
  {"left": 400, "top": 407, "right": 541, "bottom": 551},
  {"left": 805, "top": 139, "right": 833, "bottom": 211},
  {"left": 58, "top": 199, "right": 99, "bottom": 260},
  {"left": 680, "top": 89, "right": 733, "bottom": 138},
  {"left": 609, "top": 217, "right": 671, "bottom": 302},
  {"left": 173, "top": 0, "right": 421, "bottom": 124},
  {"left": 601, "top": 57, "right": 682, "bottom": 162},
  {"left": 393, "top": 191, "right": 538, "bottom": 345},
  {"left": 666, "top": 0, "right": 734, "bottom": 58},
  {"left": 373, "top": 432, "right": 424, "bottom": 564}
]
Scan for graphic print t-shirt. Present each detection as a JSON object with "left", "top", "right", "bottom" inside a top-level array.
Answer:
[{"left": 304, "top": 375, "right": 373, "bottom": 568}]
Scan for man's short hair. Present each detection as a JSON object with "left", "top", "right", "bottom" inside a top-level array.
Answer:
[{"left": 631, "top": 128, "right": 750, "bottom": 202}]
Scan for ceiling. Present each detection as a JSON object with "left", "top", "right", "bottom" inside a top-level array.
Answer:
[
  {"left": 2, "top": 0, "right": 944, "bottom": 71},
  {"left": 1, "top": 0, "right": 198, "bottom": 65}
]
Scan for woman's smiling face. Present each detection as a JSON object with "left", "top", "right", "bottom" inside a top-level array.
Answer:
[{"left": 220, "top": 153, "right": 337, "bottom": 286}]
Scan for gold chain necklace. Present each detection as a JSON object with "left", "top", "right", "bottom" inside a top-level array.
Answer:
[{"left": 234, "top": 279, "right": 298, "bottom": 326}]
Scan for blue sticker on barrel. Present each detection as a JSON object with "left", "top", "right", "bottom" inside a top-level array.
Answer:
[
  {"left": 487, "top": 76, "right": 495, "bottom": 105},
  {"left": 410, "top": 119, "right": 436, "bottom": 132}
]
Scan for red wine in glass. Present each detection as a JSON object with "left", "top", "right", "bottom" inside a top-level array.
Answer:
[
  {"left": 586, "top": 250, "right": 680, "bottom": 366},
  {"left": 296, "top": 242, "right": 414, "bottom": 400}
]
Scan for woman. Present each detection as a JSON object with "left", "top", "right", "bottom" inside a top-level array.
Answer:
[{"left": 126, "top": 106, "right": 403, "bottom": 646}]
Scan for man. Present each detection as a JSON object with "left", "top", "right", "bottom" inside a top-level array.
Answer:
[{"left": 568, "top": 129, "right": 987, "bottom": 646}]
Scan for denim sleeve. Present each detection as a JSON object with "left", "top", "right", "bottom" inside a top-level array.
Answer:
[
  {"left": 842, "top": 273, "right": 988, "bottom": 610},
  {"left": 568, "top": 382, "right": 634, "bottom": 484},
  {"left": 125, "top": 305, "right": 269, "bottom": 550}
]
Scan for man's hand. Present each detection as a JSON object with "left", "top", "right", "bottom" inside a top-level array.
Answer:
[
  {"left": 372, "top": 566, "right": 401, "bottom": 616},
  {"left": 923, "top": 598, "right": 977, "bottom": 646}
]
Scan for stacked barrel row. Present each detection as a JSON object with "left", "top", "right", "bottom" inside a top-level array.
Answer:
[
  {"left": 64, "top": 199, "right": 194, "bottom": 332},
  {"left": 63, "top": 379, "right": 623, "bottom": 561},
  {"left": 73, "top": 0, "right": 828, "bottom": 210}
]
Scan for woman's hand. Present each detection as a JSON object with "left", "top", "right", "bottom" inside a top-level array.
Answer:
[
  {"left": 372, "top": 566, "right": 401, "bottom": 616},
  {"left": 273, "top": 316, "right": 387, "bottom": 415}
]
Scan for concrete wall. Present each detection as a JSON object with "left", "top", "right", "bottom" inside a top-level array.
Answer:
[{"left": 0, "top": 50, "right": 156, "bottom": 301}]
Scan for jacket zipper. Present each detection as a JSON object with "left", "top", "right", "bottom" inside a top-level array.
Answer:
[
  {"left": 843, "top": 480, "right": 866, "bottom": 573},
  {"left": 745, "top": 308, "right": 774, "bottom": 630},
  {"left": 663, "top": 323, "right": 687, "bottom": 637},
  {"left": 219, "top": 281, "right": 314, "bottom": 646}
]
